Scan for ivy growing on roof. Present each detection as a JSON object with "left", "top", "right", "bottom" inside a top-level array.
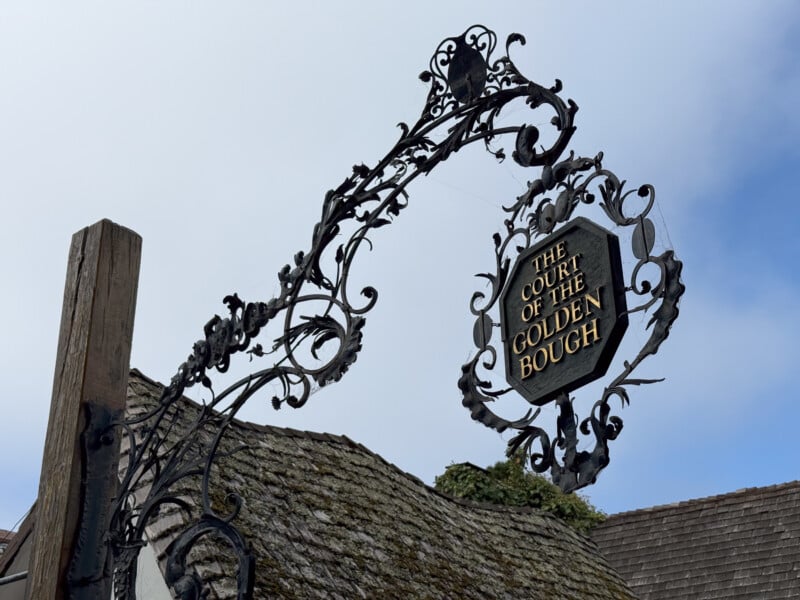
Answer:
[{"left": 434, "top": 455, "right": 605, "bottom": 533}]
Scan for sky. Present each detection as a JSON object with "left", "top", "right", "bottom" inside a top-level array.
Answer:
[{"left": 2, "top": 1, "right": 800, "bottom": 531}]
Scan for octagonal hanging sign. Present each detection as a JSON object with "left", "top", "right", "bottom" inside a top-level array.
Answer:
[{"left": 499, "top": 217, "right": 628, "bottom": 406}]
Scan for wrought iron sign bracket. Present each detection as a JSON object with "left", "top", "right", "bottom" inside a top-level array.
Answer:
[{"left": 107, "top": 25, "right": 684, "bottom": 599}]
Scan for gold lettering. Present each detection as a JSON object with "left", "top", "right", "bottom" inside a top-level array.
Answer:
[
  {"left": 526, "top": 323, "right": 542, "bottom": 348},
  {"left": 541, "top": 314, "right": 554, "bottom": 341},
  {"left": 532, "top": 347, "right": 548, "bottom": 372},
  {"left": 532, "top": 276, "right": 546, "bottom": 296},
  {"left": 540, "top": 247, "right": 557, "bottom": 270},
  {"left": 543, "top": 269, "right": 556, "bottom": 289},
  {"left": 574, "top": 271, "right": 586, "bottom": 294},
  {"left": 569, "top": 297, "right": 584, "bottom": 324},
  {"left": 521, "top": 283, "right": 533, "bottom": 302},
  {"left": 532, "top": 241, "right": 567, "bottom": 273},
  {"left": 521, "top": 302, "right": 535, "bottom": 323},
  {"left": 531, "top": 255, "right": 542, "bottom": 273},
  {"left": 549, "top": 271, "right": 587, "bottom": 305},
  {"left": 564, "top": 329, "right": 582, "bottom": 353},
  {"left": 548, "top": 338, "right": 565, "bottom": 364},
  {"left": 554, "top": 306, "right": 571, "bottom": 333},
  {"left": 584, "top": 286, "right": 602, "bottom": 313},
  {"left": 520, "top": 296, "right": 544, "bottom": 322},
  {"left": 514, "top": 315, "right": 602, "bottom": 376},
  {"left": 533, "top": 296, "right": 543, "bottom": 317},
  {"left": 512, "top": 332, "right": 527, "bottom": 355},
  {"left": 520, "top": 355, "right": 533, "bottom": 379},
  {"left": 557, "top": 261, "right": 571, "bottom": 281},
  {"left": 511, "top": 253, "right": 610, "bottom": 377},
  {"left": 581, "top": 318, "right": 600, "bottom": 347},
  {"left": 555, "top": 241, "right": 567, "bottom": 262}
]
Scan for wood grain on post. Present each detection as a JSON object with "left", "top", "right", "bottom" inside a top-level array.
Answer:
[{"left": 27, "top": 220, "right": 141, "bottom": 600}]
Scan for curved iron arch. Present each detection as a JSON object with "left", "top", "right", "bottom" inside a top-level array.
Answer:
[{"left": 108, "top": 25, "right": 683, "bottom": 599}]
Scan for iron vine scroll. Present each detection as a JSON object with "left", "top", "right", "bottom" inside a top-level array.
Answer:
[
  {"left": 459, "top": 153, "right": 684, "bottom": 493},
  {"left": 107, "top": 25, "right": 683, "bottom": 599}
]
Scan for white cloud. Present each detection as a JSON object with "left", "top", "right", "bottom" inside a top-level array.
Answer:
[{"left": 2, "top": 2, "right": 799, "bottom": 527}]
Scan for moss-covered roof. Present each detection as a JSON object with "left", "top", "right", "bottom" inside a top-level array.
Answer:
[{"left": 126, "top": 370, "right": 634, "bottom": 599}]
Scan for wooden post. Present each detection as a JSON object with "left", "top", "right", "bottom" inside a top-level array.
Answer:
[{"left": 27, "top": 220, "right": 141, "bottom": 600}]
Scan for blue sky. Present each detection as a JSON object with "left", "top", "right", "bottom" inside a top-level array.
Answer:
[{"left": 2, "top": 2, "right": 800, "bottom": 531}]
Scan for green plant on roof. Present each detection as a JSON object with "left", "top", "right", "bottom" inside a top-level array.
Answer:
[{"left": 434, "top": 454, "right": 605, "bottom": 533}]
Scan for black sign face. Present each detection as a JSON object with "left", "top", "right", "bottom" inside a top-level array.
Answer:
[{"left": 499, "top": 217, "right": 628, "bottom": 406}]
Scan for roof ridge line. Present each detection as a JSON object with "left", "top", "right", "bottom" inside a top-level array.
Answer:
[
  {"left": 127, "top": 369, "right": 597, "bottom": 530},
  {"left": 604, "top": 479, "right": 800, "bottom": 519}
]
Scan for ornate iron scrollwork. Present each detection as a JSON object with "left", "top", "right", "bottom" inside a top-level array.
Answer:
[
  {"left": 108, "top": 25, "right": 683, "bottom": 599},
  {"left": 459, "top": 151, "right": 684, "bottom": 493}
]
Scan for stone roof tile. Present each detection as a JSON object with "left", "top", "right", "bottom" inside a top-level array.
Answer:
[
  {"left": 592, "top": 481, "right": 800, "bottom": 599},
  {"left": 126, "top": 370, "right": 634, "bottom": 599},
  {"left": 0, "top": 529, "right": 14, "bottom": 557}
]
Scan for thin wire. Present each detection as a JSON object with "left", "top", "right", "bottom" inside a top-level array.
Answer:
[
  {"left": 426, "top": 112, "right": 550, "bottom": 210},
  {"left": 654, "top": 198, "right": 675, "bottom": 250},
  {"left": 1, "top": 507, "right": 31, "bottom": 542},
  {"left": 427, "top": 174, "right": 504, "bottom": 210}
]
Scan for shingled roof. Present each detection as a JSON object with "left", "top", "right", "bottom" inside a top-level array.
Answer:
[
  {"left": 591, "top": 481, "right": 800, "bottom": 599},
  {"left": 0, "top": 531, "right": 12, "bottom": 555},
  {"left": 126, "top": 370, "right": 634, "bottom": 599},
  {"left": 0, "top": 531, "right": 13, "bottom": 565}
]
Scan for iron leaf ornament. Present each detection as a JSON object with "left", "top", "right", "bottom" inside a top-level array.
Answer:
[
  {"left": 107, "top": 25, "right": 683, "bottom": 599},
  {"left": 459, "top": 154, "right": 685, "bottom": 493}
]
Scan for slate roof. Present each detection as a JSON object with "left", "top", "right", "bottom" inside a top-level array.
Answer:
[
  {"left": 591, "top": 481, "right": 800, "bottom": 599},
  {"left": 0, "top": 530, "right": 12, "bottom": 556},
  {"left": 125, "top": 370, "right": 634, "bottom": 599}
]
